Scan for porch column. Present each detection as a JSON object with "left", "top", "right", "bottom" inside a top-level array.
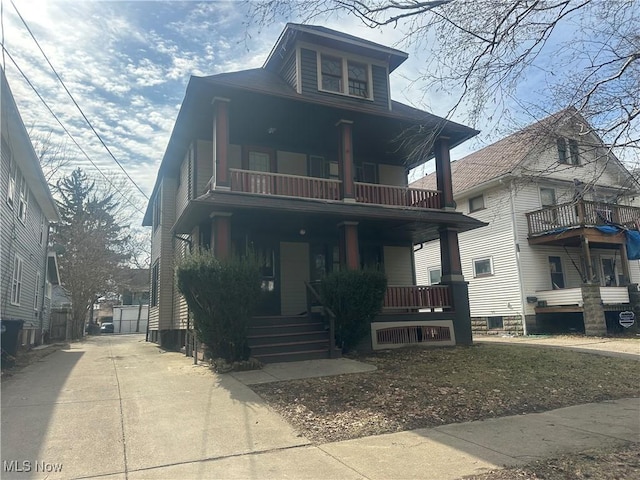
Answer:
[
  {"left": 212, "top": 97, "right": 230, "bottom": 189},
  {"left": 581, "top": 284, "right": 607, "bottom": 336},
  {"left": 337, "top": 119, "right": 355, "bottom": 201},
  {"left": 211, "top": 213, "right": 232, "bottom": 260},
  {"left": 581, "top": 236, "right": 595, "bottom": 282},
  {"left": 434, "top": 137, "right": 455, "bottom": 209},
  {"left": 620, "top": 243, "right": 631, "bottom": 284},
  {"left": 339, "top": 221, "right": 359, "bottom": 270},
  {"left": 439, "top": 225, "right": 472, "bottom": 345}
]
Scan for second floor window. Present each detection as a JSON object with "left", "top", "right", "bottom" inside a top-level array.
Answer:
[
  {"left": 11, "top": 255, "right": 23, "bottom": 305},
  {"left": 319, "top": 53, "right": 371, "bottom": 99},
  {"left": 17, "top": 175, "right": 28, "bottom": 223},
  {"left": 557, "top": 138, "right": 580, "bottom": 165},
  {"left": 469, "top": 195, "right": 485, "bottom": 212}
]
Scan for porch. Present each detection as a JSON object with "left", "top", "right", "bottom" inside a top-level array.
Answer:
[
  {"left": 526, "top": 200, "right": 640, "bottom": 238},
  {"left": 534, "top": 286, "right": 630, "bottom": 309}
]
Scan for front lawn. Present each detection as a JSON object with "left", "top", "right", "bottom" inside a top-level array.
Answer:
[{"left": 251, "top": 344, "right": 639, "bottom": 444}]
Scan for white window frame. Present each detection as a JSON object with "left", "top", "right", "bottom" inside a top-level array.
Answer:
[
  {"left": 473, "top": 256, "right": 494, "bottom": 278},
  {"left": 6, "top": 155, "right": 16, "bottom": 207},
  {"left": 11, "top": 255, "right": 24, "bottom": 305},
  {"left": 428, "top": 267, "right": 441, "bottom": 285},
  {"left": 17, "top": 174, "right": 28, "bottom": 223},
  {"left": 34, "top": 271, "right": 41, "bottom": 310},
  {"left": 317, "top": 51, "right": 374, "bottom": 100},
  {"left": 39, "top": 212, "right": 46, "bottom": 245}
]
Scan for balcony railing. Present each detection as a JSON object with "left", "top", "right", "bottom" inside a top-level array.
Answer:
[
  {"left": 355, "top": 182, "right": 441, "bottom": 208},
  {"left": 230, "top": 169, "right": 341, "bottom": 201},
  {"left": 383, "top": 285, "right": 452, "bottom": 311},
  {"left": 527, "top": 200, "right": 640, "bottom": 236}
]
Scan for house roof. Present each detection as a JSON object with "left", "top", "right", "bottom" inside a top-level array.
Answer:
[
  {"left": 264, "top": 23, "right": 409, "bottom": 73},
  {"left": 1, "top": 68, "right": 59, "bottom": 222},
  {"left": 411, "top": 108, "right": 637, "bottom": 195}
]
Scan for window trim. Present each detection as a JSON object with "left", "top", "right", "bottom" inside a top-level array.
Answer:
[
  {"left": 6, "top": 154, "right": 16, "bottom": 207},
  {"left": 316, "top": 51, "right": 374, "bottom": 101},
  {"left": 151, "top": 261, "right": 159, "bottom": 307},
  {"left": 468, "top": 194, "right": 485, "bottom": 213},
  {"left": 539, "top": 187, "right": 556, "bottom": 207},
  {"left": 473, "top": 256, "right": 494, "bottom": 278},
  {"left": 11, "top": 255, "right": 24, "bottom": 306},
  {"left": 34, "top": 271, "right": 41, "bottom": 311},
  {"left": 557, "top": 138, "right": 581, "bottom": 166}
]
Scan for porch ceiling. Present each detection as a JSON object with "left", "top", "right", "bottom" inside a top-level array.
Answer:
[
  {"left": 528, "top": 227, "right": 626, "bottom": 247},
  {"left": 173, "top": 190, "right": 485, "bottom": 244}
]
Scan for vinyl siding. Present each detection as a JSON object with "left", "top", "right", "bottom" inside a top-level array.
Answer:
[
  {"left": 384, "top": 246, "right": 413, "bottom": 285},
  {"left": 280, "top": 241, "right": 309, "bottom": 315},
  {"left": 277, "top": 151, "right": 307, "bottom": 176},
  {"left": 175, "top": 149, "right": 190, "bottom": 219},
  {"left": 172, "top": 235, "right": 189, "bottom": 330},
  {"left": 378, "top": 164, "right": 406, "bottom": 187},
  {"left": 280, "top": 50, "right": 297, "bottom": 90},
  {"left": 1, "top": 141, "right": 50, "bottom": 331}
]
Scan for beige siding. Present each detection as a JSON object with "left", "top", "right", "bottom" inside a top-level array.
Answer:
[
  {"left": 277, "top": 151, "right": 307, "bottom": 176},
  {"left": 156, "top": 177, "right": 177, "bottom": 330},
  {"left": 175, "top": 149, "right": 190, "bottom": 219},
  {"left": 280, "top": 241, "right": 309, "bottom": 315},
  {"left": 196, "top": 140, "right": 213, "bottom": 196},
  {"left": 379, "top": 164, "right": 406, "bottom": 187},
  {"left": 173, "top": 237, "right": 189, "bottom": 329},
  {"left": 384, "top": 246, "right": 413, "bottom": 285}
]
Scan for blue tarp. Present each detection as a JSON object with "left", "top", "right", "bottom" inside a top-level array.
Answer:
[
  {"left": 596, "top": 225, "right": 620, "bottom": 235},
  {"left": 626, "top": 230, "right": 640, "bottom": 260}
]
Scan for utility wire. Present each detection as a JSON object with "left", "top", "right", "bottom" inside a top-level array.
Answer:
[
  {"left": 10, "top": 0, "right": 149, "bottom": 200},
  {"left": 1, "top": 46, "right": 146, "bottom": 216}
]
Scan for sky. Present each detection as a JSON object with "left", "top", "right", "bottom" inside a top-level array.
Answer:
[{"left": 2, "top": 1, "right": 637, "bottom": 228}]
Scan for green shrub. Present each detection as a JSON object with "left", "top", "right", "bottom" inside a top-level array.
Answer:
[
  {"left": 320, "top": 269, "right": 387, "bottom": 352},
  {"left": 176, "top": 249, "right": 262, "bottom": 362}
]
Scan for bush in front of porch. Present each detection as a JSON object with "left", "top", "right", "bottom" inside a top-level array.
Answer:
[
  {"left": 320, "top": 269, "right": 387, "bottom": 352},
  {"left": 176, "top": 249, "right": 262, "bottom": 363}
]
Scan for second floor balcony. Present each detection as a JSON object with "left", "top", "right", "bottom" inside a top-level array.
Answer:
[
  {"left": 227, "top": 168, "right": 441, "bottom": 209},
  {"left": 527, "top": 200, "right": 640, "bottom": 237}
]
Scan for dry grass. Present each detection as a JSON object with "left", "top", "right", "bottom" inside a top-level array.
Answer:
[{"left": 251, "top": 344, "right": 639, "bottom": 444}]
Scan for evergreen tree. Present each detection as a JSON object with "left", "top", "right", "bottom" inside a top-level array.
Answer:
[{"left": 53, "top": 168, "right": 131, "bottom": 338}]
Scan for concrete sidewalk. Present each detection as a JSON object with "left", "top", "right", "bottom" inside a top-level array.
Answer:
[
  {"left": 475, "top": 334, "right": 640, "bottom": 360},
  {"left": 2, "top": 335, "right": 638, "bottom": 480}
]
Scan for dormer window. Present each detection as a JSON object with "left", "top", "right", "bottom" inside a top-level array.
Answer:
[{"left": 318, "top": 53, "right": 372, "bottom": 99}]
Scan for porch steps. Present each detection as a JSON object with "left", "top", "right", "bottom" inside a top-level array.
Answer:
[{"left": 248, "top": 315, "right": 340, "bottom": 363}]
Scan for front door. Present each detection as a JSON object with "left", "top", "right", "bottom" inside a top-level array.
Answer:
[{"left": 254, "top": 242, "right": 279, "bottom": 315}]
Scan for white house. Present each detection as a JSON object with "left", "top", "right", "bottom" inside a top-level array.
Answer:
[{"left": 413, "top": 108, "right": 640, "bottom": 336}]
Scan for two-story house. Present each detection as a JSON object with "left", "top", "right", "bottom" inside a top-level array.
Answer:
[
  {"left": 1, "top": 68, "right": 60, "bottom": 347},
  {"left": 413, "top": 108, "right": 640, "bottom": 337},
  {"left": 143, "top": 24, "right": 485, "bottom": 362}
]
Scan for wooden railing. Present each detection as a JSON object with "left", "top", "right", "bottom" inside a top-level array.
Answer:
[
  {"left": 230, "top": 169, "right": 341, "bottom": 200},
  {"left": 305, "top": 282, "right": 337, "bottom": 358},
  {"left": 527, "top": 200, "right": 640, "bottom": 236},
  {"left": 384, "top": 285, "right": 452, "bottom": 311},
  {"left": 355, "top": 182, "right": 441, "bottom": 208}
]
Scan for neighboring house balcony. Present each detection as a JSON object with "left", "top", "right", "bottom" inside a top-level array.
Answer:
[
  {"left": 224, "top": 168, "right": 441, "bottom": 209},
  {"left": 526, "top": 200, "right": 640, "bottom": 243}
]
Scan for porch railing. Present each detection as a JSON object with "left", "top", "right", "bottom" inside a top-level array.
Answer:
[
  {"left": 383, "top": 285, "right": 452, "bottom": 311},
  {"left": 230, "top": 169, "right": 341, "bottom": 200},
  {"left": 355, "top": 182, "right": 441, "bottom": 208},
  {"left": 305, "top": 281, "right": 338, "bottom": 358},
  {"left": 527, "top": 200, "right": 640, "bottom": 236}
]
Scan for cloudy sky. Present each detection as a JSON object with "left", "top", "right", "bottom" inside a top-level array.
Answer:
[{"left": 2, "top": 1, "right": 636, "bottom": 227}]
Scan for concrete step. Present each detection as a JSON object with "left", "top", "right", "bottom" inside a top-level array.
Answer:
[
  {"left": 249, "top": 322, "right": 325, "bottom": 335},
  {"left": 248, "top": 330, "right": 329, "bottom": 346},
  {"left": 253, "top": 348, "right": 332, "bottom": 364},
  {"left": 250, "top": 315, "right": 311, "bottom": 327},
  {"left": 251, "top": 339, "right": 330, "bottom": 357}
]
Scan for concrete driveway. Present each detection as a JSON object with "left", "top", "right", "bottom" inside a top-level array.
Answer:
[{"left": 0, "top": 335, "right": 355, "bottom": 479}]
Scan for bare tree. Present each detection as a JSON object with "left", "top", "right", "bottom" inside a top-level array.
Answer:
[
  {"left": 248, "top": 0, "right": 639, "bottom": 161},
  {"left": 30, "top": 129, "right": 72, "bottom": 187}
]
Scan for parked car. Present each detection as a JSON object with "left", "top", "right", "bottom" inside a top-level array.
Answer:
[{"left": 100, "top": 323, "right": 114, "bottom": 334}]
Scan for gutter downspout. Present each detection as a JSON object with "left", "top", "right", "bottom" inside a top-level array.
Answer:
[{"left": 509, "top": 180, "right": 528, "bottom": 335}]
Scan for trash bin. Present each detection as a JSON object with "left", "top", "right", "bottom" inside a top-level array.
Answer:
[{"left": 1, "top": 319, "right": 25, "bottom": 358}]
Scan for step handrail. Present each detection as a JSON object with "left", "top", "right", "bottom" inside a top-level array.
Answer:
[{"left": 305, "top": 281, "right": 337, "bottom": 357}]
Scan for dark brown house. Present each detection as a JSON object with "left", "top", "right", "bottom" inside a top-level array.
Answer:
[{"left": 143, "top": 24, "right": 484, "bottom": 362}]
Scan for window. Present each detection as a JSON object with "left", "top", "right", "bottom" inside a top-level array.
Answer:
[
  {"left": 309, "top": 155, "right": 339, "bottom": 179},
  {"left": 473, "top": 257, "right": 493, "bottom": 277},
  {"left": 549, "top": 256, "right": 565, "bottom": 289},
  {"left": 39, "top": 212, "right": 45, "bottom": 245},
  {"left": 34, "top": 272, "right": 41, "bottom": 310},
  {"left": 17, "top": 174, "right": 28, "bottom": 223},
  {"left": 248, "top": 151, "right": 271, "bottom": 172},
  {"left": 469, "top": 195, "right": 485, "bottom": 212},
  {"left": 356, "top": 162, "right": 377, "bottom": 183},
  {"left": 540, "top": 187, "right": 556, "bottom": 207},
  {"left": 319, "top": 53, "right": 371, "bottom": 99},
  {"left": 428, "top": 267, "right": 441, "bottom": 285},
  {"left": 488, "top": 316, "right": 504, "bottom": 329},
  {"left": 151, "top": 262, "right": 159, "bottom": 307},
  {"left": 6, "top": 156, "right": 16, "bottom": 207},
  {"left": 11, "top": 255, "right": 23, "bottom": 305},
  {"left": 557, "top": 138, "right": 580, "bottom": 165}
]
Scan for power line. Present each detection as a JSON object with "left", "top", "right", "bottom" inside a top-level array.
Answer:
[
  {"left": 10, "top": 0, "right": 149, "bottom": 200},
  {"left": 0, "top": 46, "right": 147, "bottom": 216}
]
